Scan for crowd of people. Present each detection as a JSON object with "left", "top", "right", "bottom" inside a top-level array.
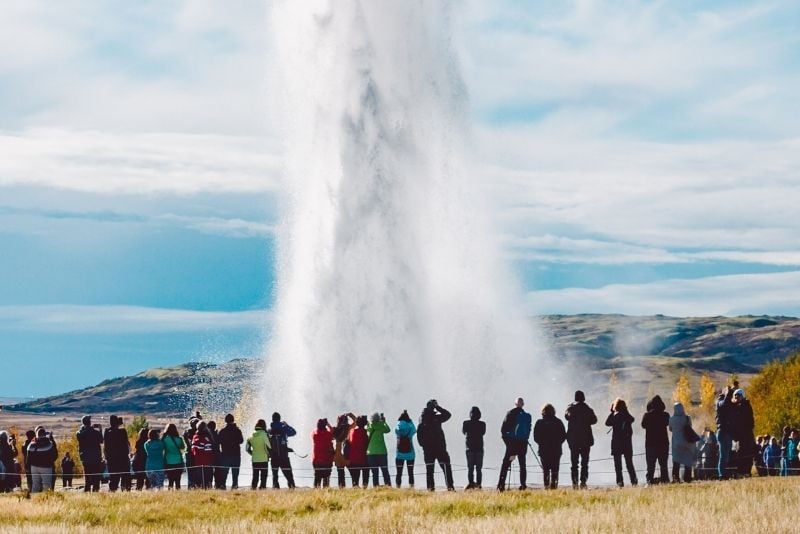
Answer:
[{"left": 0, "top": 383, "right": 798, "bottom": 494}]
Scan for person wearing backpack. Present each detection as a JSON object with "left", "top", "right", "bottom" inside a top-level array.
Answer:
[
  {"left": 497, "top": 397, "right": 532, "bottom": 491},
  {"left": 395, "top": 410, "right": 416, "bottom": 487},
  {"left": 246, "top": 419, "right": 271, "bottom": 489},
  {"left": 333, "top": 413, "right": 356, "bottom": 488},
  {"left": 417, "top": 399, "right": 454, "bottom": 491},
  {"left": 565, "top": 390, "right": 598, "bottom": 489},
  {"left": 347, "top": 415, "right": 370, "bottom": 487},
  {"left": 462, "top": 406, "right": 486, "bottom": 490},
  {"left": 533, "top": 403, "right": 567, "bottom": 489},
  {"left": 605, "top": 398, "right": 638, "bottom": 487},
  {"left": 311, "top": 418, "right": 335, "bottom": 488},
  {"left": 268, "top": 413, "right": 297, "bottom": 489}
]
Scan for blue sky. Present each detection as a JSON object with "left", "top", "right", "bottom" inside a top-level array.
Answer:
[{"left": 1, "top": 0, "right": 799, "bottom": 397}]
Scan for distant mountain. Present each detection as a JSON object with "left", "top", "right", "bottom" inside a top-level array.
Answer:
[{"left": 6, "top": 315, "right": 799, "bottom": 415}]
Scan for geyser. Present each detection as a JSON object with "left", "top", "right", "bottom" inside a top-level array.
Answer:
[{"left": 262, "top": 1, "right": 557, "bottom": 474}]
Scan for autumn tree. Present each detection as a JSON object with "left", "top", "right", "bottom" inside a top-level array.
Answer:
[
  {"left": 749, "top": 353, "right": 800, "bottom": 435},
  {"left": 673, "top": 369, "right": 692, "bottom": 413}
]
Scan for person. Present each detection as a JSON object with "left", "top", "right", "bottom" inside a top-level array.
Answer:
[
  {"left": 533, "top": 403, "right": 567, "bottom": 489},
  {"left": 26, "top": 428, "right": 57, "bottom": 493},
  {"left": 192, "top": 421, "right": 215, "bottom": 489},
  {"left": 347, "top": 416, "right": 370, "bottom": 487},
  {"left": 565, "top": 390, "right": 597, "bottom": 489},
  {"left": 333, "top": 413, "right": 356, "bottom": 488},
  {"left": 497, "top": 397, "right": 532, "bottom": 491},
  {"left": 217, "top": 414, "right": 244, "bottom": 490},
  {"left": 367, "top": 412, "right": 392, "bottom": 487},
  {"left": 779, "top": 427, "right": 791, "bottom": 477},
  {"left": 461, "top": 406, "right": 485, "bottom": 490},
  {"left": 395, "top": 410, "right": 417, "bottom": 488},
  {"left": 131, "top": 428, "right": 150, "bottom": 490},
  {"left": 22, "top": 430, "right": 35, "bottom": 491},
  {"left": 641, "top": 395, "right": 670, "bottom": 485},
  {"left": 731, "top": 389, "right": 754, "bottom": 477},
  {"left": 183, "top": 417, "right": 199, "bottom": 489},
  {"left": 268, "top": 412, "right": 296, "bottom": 489},
  {"left": 698, "top": 431, "right": 719, "bottom": 480},
  {"left": 764, "top": 437, "right": 781, "bottom": 476},
  {"left": 0, "top": 431, "right": 18, "bottom": 493},
  {"left": 144, "top": 428, "right": 166, "bottom": 489},
  {"left": 311, "top": 418, "right": 335, "bottom": 488},
  {"left": 61, "top": 451, "right": 75, "bottom": 488},
  {"left": 715, "top": 386, "right": 735, "bottom": 479},
  {"left": 417, "top": 399, "right": 454, "bottom": 491},
  {"left": 207, "top": 420, "right": 222, "bottom": 488},
  {"left": 103, "top": 415, "right": 131, "bottom": 492},
  {"left": 787, "top": 430, "right": 799, "bottom": 476},
  {"left": 246, "top": 419, "right": 271, "bottom": 490},
  {"left": 668, "top": 402, "right": 696, "bottom": 483},
  {"left": 76, "top": 415, "right": 103, "bottom": 492},
  {"left": 162, "top": 424, "right": 185, "bottom": 490},
  {"left": 606, "top": 398, "right": 638, "bottom": 487},
  {"left": 754, "top": 435, "right": 768, "bottom": 477}
]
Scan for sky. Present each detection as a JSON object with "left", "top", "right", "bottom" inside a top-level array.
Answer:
[{"left": 1, "top": 0, "right": 799, "bottom": 397}]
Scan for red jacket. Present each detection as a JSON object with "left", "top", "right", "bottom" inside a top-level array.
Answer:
[
  {"left": 311, "top": 428, "right": 334, "bottom": 465},
  {"left": 347, "top": 427, "right": 369, "bottom": 465},
  {"left": 191, "top": 433, "right": 215, "bottom": 466}
]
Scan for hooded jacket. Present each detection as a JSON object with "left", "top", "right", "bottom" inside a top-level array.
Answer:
[
  {"left": 668, "top": 402, "right": 697, "bottom": 467},
  {"left": 641, "top": 395, "right": 670, "bottom": 450},
  {"left": 417, "top": 406, "right": 451, "bottom": 451},
  {"left": 347, "top": 426, "right": 369, "bottom": 465},
  {"left": 565, "top": 401, "right": 597, "bottom": 449},
  {"left": 311, "top": 428, "right": 334, "bottom": 465},
  {"left": 246, "top": 428, "right": 271, "bottom": 463},
  {"left": 395, "top": 420, "right": 417, "bottom": 461},
  {"left": 366, "top": 420, "right": 391, "bottom": 456}
]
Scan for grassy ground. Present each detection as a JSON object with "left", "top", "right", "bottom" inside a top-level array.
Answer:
[{"left": 0, "top": 478, "right": 797, "bottom": 533}]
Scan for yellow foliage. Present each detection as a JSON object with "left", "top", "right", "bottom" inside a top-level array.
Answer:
[
  {"left": 749, "top": 353, "right": 800, "bottom": 435},
  {"left": 672, "top": 369, "right": 692, "bottom": 413}
]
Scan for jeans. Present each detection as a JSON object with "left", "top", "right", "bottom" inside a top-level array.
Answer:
[
  {"left": 717, "top": 430, "right": 733, "bottom": 479},
  {"left": 498, "top": 440, "right": 527, "bottom": 489},
  {"left": 146, "top": 470, "right": 165, "bottom": 489},
  {"left": 82, "top": 462, "right": 102, "bottom": 492},
  {"left": 396, "top": 459, "right": 415, "bottom": 487},
  {"left": 423, "top": 448, "right": 454, "bottom": 491},
  {"left": 570, "top": 446, "right": 591, "bottom": 485},
  {"left": 645, "top": 447, "right": 669, "bottom": 484},
  {"left": 613, "top": 452, "right": 638, "bottom": 486},
  {"left": 30, "top": 466, "right": 53, "bottom": 493},
  {"left": 465, "top": 451, "right": 483, "bottom": 487},
  {"left": 216, "top": 455, "right": 241, "bottom": 489},
  {"left": 367, "top": 454, "right": 391, "bottom": 487},
  {"left": 252, "top": 461, "right": 269, "bottom": 489}
]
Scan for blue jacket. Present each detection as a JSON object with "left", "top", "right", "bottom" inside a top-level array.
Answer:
[
  {"left": 764, "top": 444, "right": 782, "bottom": 468},
  {"left": 269, "top": 422, "right": 296, "bottom": 460},
  {"left": 395, "top": 420, "right": 416, "bottom": 461}
]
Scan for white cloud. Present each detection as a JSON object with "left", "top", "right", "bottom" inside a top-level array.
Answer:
[{"left": 528, "top": 271, "right": 800, "bottom": 316}]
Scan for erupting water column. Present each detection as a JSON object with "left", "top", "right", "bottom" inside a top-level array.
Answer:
[{"left": 262, "top": 1, "right": 555, "bottom": 477}]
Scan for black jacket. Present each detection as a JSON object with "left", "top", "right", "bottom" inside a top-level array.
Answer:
[
  {"left": 76, "top": 425, "right": 103, "bottom": 465},
  {"left": 641, "top": 396, "right": 669, "bottom": 450},
  {"left": 732, "top": 399, "right": 754, "bottom": 441},
  {"left": 565, "top": 401, "right": 597, "bottom": 449},
  {"left": 462, "top": 420, "right": 486, "bottom": 453},
  {"left": 605, "top": 410, "right": 635, "bottom": 455},
  {"left": 418, "top": 406, "right": 451, "bottom": 451},
  {"left": 501, "top": 407, "right": 524, "bottom": 442},
  {"left": 533, "top": 415, "right": 567, "bottom": 457},
  {"left": 103, "top": 427, "right": 131, "bottom": 464},
  {"left": 218, "top": 424, "right": 244, "bottom": 457},
  {"left": 716, "top": 389, "right": 735, "bottom": 433},
  {"left": 27, "top": 438, "right": 58, "bottom": 469}
]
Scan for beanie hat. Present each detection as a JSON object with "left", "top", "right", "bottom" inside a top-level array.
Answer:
[{"left": 574, "top": 390, "right": 585, "bottom": 402}]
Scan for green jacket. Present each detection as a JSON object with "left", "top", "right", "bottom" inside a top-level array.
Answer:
[
  {"left": 161, "top": 434, "right": 185, "bottom": 465},
  {"left": 246, "top": 428, "right": 271, "bottom": 463},
  {"left": 367, "top": 421, "right": 391, "bottom": 455}
]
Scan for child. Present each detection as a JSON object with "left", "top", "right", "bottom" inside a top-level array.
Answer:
[{"left": 60, "top": 452, "right": 75, "bottom": 488}]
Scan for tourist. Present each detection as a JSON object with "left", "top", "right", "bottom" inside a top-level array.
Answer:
[
  {"left": 731, "top": 389, "right": 755, "bottom": 477},
  {"left": 22, "top": 430, "right": 35, "bottom": 490},
  {"left": 333, "top": 413, "right": 356, "bottom": 488},
  {"left": 207, "top": 420, "right": 222, "bottom": 487},
  {"left": 417, "top": 399, "right": 454, "bottom": 491},
  {"left": 347, "top": 415, "right": 370, "bottom": 487},
  {"left": 716, "top": 386, "right": 735, "bottom": 479},
  {"left": 497, "top": 397, "right": 531, "bottom": 491},
  {"left": 779, "top": 427, "right": 791, "bottom": 476},
  {"left": 217, "top": 414, "right": 244, "bottom": 490},
  {"left": 132, "top": 428, "right": 150, "bottom": 490},
  {"left": 698, "top": 431, "right": 719, "bottom": 480},
  {"left": 104, "top": 415, "right": 131, "bottom": 492},
  {"left": 162, "top": 424, "right": 185, "bottom": 490},
  {"left": 61, "top": 451, "right": 75, "bottom": 488},
  {"left": 788, "top": 430, "right": 799, "bottom": 476},
  {"left": 754, "top": 435, "right": 768, "bottom": 476},
  {"left": 461, "top": 406, "right": 485, "bottom": 490},
  {"left": 0, "top": 431, "right": 18, "bottom": 493},
  {"left": 144, "top": 428, "right": 166, "bottom": 489},
  {"left": 668, "top": 402, "right": 696, "bottom": 483},
  {"left": 191, "top": 421, "right": 215, "bottom": 489},
  {"left": 311, "top": 418, "right": 334, "bottom": 488},
  {"left": 606, "top": 398, "right": 638, "bottom": 487},
  {"left": 395, "top": 410, "right": 417, "bottom": 488},
  {"left": 533, "top": 403, "right": 567, "bottom": 489},
  {"left": 246, "top": 419, "right": 271, "bottom": 490},
  {"left": 268, "top": 413, "right": 297, "bottom": 489},
  {"left": 641, "top": 395, "right": 670, "bottom": 485},
  {"left": 26, "top": 428, "right": 57, "bottom": 493},
  {"left": 183, "top": 417, "right": 199, "bottom": 488},
  {"left": 366, "top": 412, "right": 391, "bottom": 487},
  {"left": 764, "top": 437, "right": 781, "bottom": 476},
  {"left": 565, "top": 390, "right": 598, "bottom": 489},
  {"left": 76, "top": 415, "right": 103, "bottom": 492}
]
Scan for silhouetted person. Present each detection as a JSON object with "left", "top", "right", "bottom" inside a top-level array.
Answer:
[
  {"left": 27, "top": 428, "right": 57, "bottom": 493},
  {"left": 606, "top": 398, "right": 637, "bottom": 487},
  {"left": 0, "top": 431, "right": 18, "bottom": 493},
  {"left": 641, "top": 395, "right": 670, "bottom": 484},
  {"left": 716, "top": 386, "right": 735, "bottom": 479},
  {"left": 698, "top": 431, "right": 719, "bottom": 480},
  {"left": 497, "top": 397, "right": 531, "bottom": 491},
  {"left": 462, "top": 406, "right": 485, "bottom": 490},
  {"left": 103, "top": 415, "right": 131, "bottom": 491},
  {"left": 395, "top": 410, "right": 417, "bottom": 488},
  {"left": 183, "top": 416, "right": 199, "bottom": 488},
  {"left": 132, "top": 428, "right": 150, "bottom": 490},
  {"left": 669, "top": 402, "right": 696, "bottom": 483},
  {"left": 268, "top": 412, "right": 296, "bottom": 489},
  {"left": 61, "top": 452, "right": 75, "bottom": 487},
  {"left": 334, "top": 413, "right": 356, "bottom": 488},
  {"left": 76, "top": 415, "right": 103, "bottom": 492},
  {"left": 311, "top": 418, "right": 334, "bottom": 488},
  {"left": 246, "top": 419, "right": 271, "bottom": 490},
  {"left": 417, "top": 399, "right": 454, "bottom": 491},
  {"left": 533, "top": 403, "right": 567, "bottom": 489},
  {"left": 217, "top": 414, "right": 244, "bottom": 490},
  {"left": 22, "top": 430, "right": 35, "bottom": 490},
  {"left": 565, "top": 390, "right": 597, "bottom": 489},
  {"left": 731, "top": 389, "right": 754, "bottom": 477}
]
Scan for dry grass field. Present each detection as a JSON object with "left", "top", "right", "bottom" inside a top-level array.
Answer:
[{"left": 0, "top": 477, "right": 797, "bottom": 533}]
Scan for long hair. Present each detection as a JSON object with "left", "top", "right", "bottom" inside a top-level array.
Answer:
[
  {"left": 163, "top": 423, "right": 179, "bottom": 438},
  {"left": 612, "top": 398, "right": 627, "bottom": 413}
]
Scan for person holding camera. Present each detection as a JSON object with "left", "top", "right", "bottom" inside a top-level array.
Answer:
[
  {"left": 268, "top": 412, "right": 297, "bottom": 489},
  {"left": 0, "top": 431, "right": 18, "bottom": 493},
  {"left": 104, "top": 415, "right": 131, "bottom": 491},
  {"left": 417, "top": 399, "right": 454, "bottom": 491},
  {"left": 311, "top": 418, "right": 335, "bottom": 488},
  {"left": 26, "top": 427, "right": 58, "bottom": 493},
  {"left": 367, "top": 412, "right": 392, "bottom": 487},
  {"left": 76, "top": 415, "right": 103, "bottom": 492},
  {"left": 716, "top": 385, "right": 736, "bottom": 479}
]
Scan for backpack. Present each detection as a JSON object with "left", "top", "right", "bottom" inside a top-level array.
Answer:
[
  {"left": 514, "top": 411, "right": 532, "bottom": 441},
  {"left": 416, "top": 421, "right": 429, "bottom": 449},
  {"left": 397, "top": 435, "right": 413, "bottom": 454}
]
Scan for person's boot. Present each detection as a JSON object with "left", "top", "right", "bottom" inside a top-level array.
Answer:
[
  {"left": 543, "top": 473, "right": 550, "bottom": 489},
  {"left": 550, "top": 479, "right": 558, "bottom": 490}
]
